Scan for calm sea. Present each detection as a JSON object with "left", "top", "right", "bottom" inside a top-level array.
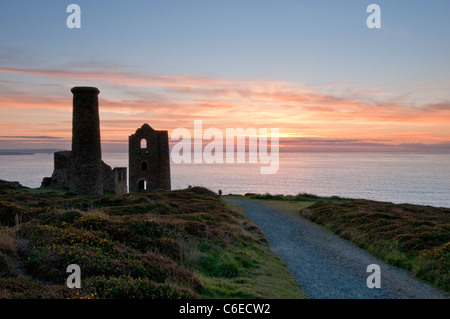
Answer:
[{"left": 1, "top": 152, "right": 449, "bottom": 208}]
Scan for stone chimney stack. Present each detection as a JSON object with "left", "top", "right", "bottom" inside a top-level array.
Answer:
[{"left": 70, "top": 86, "right": 103, "bottom": 195}]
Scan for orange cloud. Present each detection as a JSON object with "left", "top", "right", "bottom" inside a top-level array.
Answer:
[{"left": 1, "top": 66, "right": 450, "bottom": 150}]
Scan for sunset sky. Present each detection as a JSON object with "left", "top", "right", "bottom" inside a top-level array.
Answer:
[{"left": 1, "top": 0, "right": 450, "bottom": 152}]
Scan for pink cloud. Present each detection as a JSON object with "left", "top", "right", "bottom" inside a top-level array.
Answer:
[{"left": 1, "top": 66, "right": 450, "bottom": 148}]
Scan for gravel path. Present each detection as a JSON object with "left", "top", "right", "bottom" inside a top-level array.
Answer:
[{"left": 226, "top": 198, "right": 449, "bottom": 299}]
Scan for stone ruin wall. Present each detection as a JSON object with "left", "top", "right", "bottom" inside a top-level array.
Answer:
[
  {"left": 128, "top": 124, "right": 171, "bottom": 192},
  {"left": 43, "top": 151, "right": 127, "bottom": 195}
]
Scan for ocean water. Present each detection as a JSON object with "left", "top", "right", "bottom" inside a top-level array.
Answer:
[{"left": 1, "top": 152, "right": 449, "bottom": 208}]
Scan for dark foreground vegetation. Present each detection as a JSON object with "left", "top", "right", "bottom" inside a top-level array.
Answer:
[
  {"left": 242, "top": 193, "right": 449, "bottom": 293},
  {"left": 0, "top": 180, "right": 303, "bottom": 299}
]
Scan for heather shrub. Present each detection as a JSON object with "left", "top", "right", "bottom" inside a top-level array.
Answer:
[{"left": 83, "top": 276, "right": 197, "bottom": 299}]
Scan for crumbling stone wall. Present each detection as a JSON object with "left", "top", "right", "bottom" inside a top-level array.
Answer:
[
  {"left": 128, "top": 124, "right": 171, "bottom": 192},
  {"left": 48, "top": 151, "right": 72, "bottom": 188},
  {"left": 114, "top": 167, "right": 127, "bottom": 195},
  {"left": 44, "top": 151, "right": 126, "bottom": 194}
]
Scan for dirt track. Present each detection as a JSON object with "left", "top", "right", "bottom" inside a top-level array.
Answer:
[{"left": 226, "top": 198, "right": 448, "bottom": 299}]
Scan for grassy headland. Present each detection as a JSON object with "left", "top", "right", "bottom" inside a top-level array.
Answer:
[
  {"left": 0, "top": 180, "right": 304, "bottom": 299},
  {"left": 237, "top": 193, "right": 450, "bottom": 293}
]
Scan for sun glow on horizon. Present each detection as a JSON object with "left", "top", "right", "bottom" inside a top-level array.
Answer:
[{"left": 0, "top": 65, "right": 450, "bottom": 153}]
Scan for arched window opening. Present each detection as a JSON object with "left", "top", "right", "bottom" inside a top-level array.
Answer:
[
  {"left": 138, "top": 179, "right": 147, "bottom": 190},
  {"left": 140, "top": 138, "right": 148, "bottom": 149},
  {"left": 141, "top": 161, "right": 148, "bottom": 171}
]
